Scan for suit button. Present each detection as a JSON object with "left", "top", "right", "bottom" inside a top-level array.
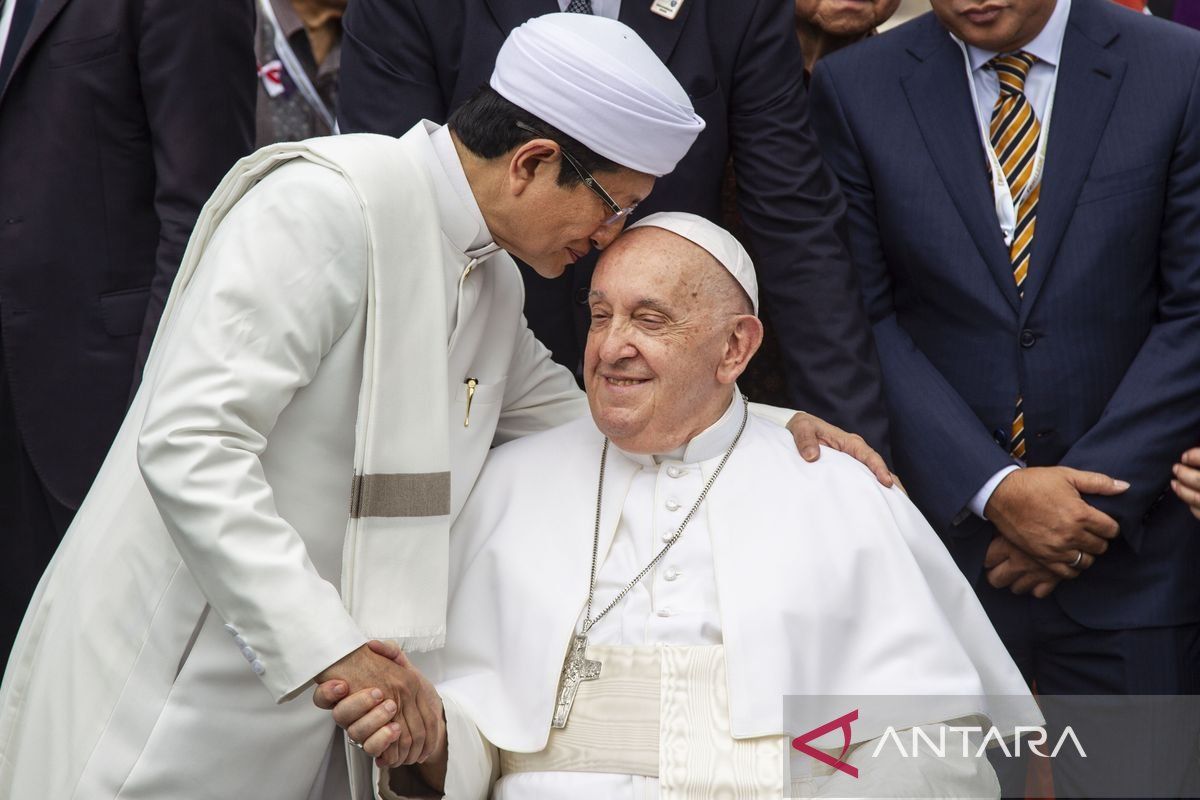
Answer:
[
  {"left": 993, "top": 428, "right": 1008, "bottom": 446},
  {"left": 1020, "top": 329, "right": 1037, "bottom": 348},
  {"left": 575, "top": 287, "right": 590, "bottom": 305}
]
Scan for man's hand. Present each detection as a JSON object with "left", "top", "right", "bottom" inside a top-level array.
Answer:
[
  {"left": 1172, "top": 448, "right": 1200, "bottom": 520},
  {"left": 785, "top": 412, "right": 897, "bottom": 489},
  {"left": 314, "top": 641, "right": 444, "bottom": 766},
  {"left": 984, "top": 536, "right": 1061, "bottom": 598},
  {"left": 984, "top": 467, "right": 1128, "bottom": 577}
]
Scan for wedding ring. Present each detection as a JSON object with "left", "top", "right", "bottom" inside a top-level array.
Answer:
[
  {"left": 1070, "top": 550, "right": 1083, "bottom": 568},
  {"left": 348, "top": 737, "right": 364, "bottom": 750}
]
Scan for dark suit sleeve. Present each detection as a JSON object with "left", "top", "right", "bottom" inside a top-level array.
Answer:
[
  {"left": 1059, "top": 59, "right": 1200, "bottom": 553},
  {"left": 135, "top": 0, "right": 256, "bottom": 373},
  {"left": 809, "top": 60, "right": 1014, "bottom": 530},
  {"left": 727, "top": 0, "right": 890, "bottom": 460},
  {"left": 338, "top": 0, "right": 451, "bottom": 134}
]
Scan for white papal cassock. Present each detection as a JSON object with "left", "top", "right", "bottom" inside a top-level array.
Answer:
[
  {"left": 386, "top": 392, "right": 1041, "bottom": 799},
  {"left": 0, "top": 123, "right": 589, "bottom": 800}
]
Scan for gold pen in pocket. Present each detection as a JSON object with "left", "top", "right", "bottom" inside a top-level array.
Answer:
[{"left": 464, "top": 377, "right": 478, "bottom": 427}]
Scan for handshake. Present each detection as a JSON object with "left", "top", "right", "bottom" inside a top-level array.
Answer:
[{"left": 314, "top": 641, "right": 449, "bottom": 787}]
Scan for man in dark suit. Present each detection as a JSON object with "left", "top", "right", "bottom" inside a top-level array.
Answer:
[
  {"left": 0, "top": 0, "right": 255, "bottom": 666},
  {"left": 337, "top": 0, "right": 891, "bottom": 456},
  {"left": 809, "top": 0, "right": 1200, "bottom": 793}
]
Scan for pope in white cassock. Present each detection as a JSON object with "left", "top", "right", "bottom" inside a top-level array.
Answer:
[
  {"left": 0, "top": 14, "right": 892, "bottom": 800},
  {"left": 319, "top": 214, "right": 1041, "bottom": 800}
]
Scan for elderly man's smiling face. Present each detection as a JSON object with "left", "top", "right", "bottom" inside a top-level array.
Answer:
[{"left": 584, "top": 227, "right": 762, "bottom": 455}]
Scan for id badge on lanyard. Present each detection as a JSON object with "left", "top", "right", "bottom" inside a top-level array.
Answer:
[
  {"left": 952, "top": 37, "right": 1057, "bottom": 247},
  {"left": 257, "top": 0, "right": 339, "bottom": 134}
]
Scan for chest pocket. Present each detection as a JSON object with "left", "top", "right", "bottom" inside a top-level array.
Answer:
[
  {"left": 49, "top": 30, "right": 121, "bottom": 68},
  {"left": 449, "top": 376, "right": 507, "bottom": 519}
]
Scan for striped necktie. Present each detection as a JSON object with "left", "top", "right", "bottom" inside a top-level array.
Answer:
[
  {"left": 989, "top": 51, "right": 1039, "bottom": 461},
  {"left": 565, "top": 0, "right": 593, "bottom": 12}
]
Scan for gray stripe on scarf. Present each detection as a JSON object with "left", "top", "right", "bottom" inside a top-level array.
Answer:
[{"left": 350, "top": 472, "right": 451, "bottom": 518}]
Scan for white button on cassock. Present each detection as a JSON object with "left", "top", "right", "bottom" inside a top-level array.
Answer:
[
  {"left": 663, "top": 567, "right": 680, "bottom": 581},
  {"left": 661, "top": 530, "right": 675, "bottom": 543},
  {"left": 664, "top": 498, "right": 681, "bottom": 512},
  {"left": 233, "top": 635, "right": 247, "bottom": 648},
  {"left": 666, "top": 466, "right": 684, "bottom": 478},
  {"left": 241, "top": 646, "right": 256, "bottom": 661},
  {"left": 656, "top": 608, "right": 673, "bottom": 618},
  {"left": 251, "top": 660, "right": 266, "bottom": 675}
]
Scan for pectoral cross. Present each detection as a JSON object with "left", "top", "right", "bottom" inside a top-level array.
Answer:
[{"left": 551, "top": 634, "right": 602, "bottom": 728}]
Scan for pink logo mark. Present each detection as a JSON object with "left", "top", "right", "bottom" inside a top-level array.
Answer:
[{"left": 791, "top": 709, "right": 859, "bottom": 779}]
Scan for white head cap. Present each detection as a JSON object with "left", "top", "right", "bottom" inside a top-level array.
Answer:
[
  {"left": 489, "top": 13, "right": 705, "bottom": 177},
  {"left": 628, "top": 212, "right": 759, "bottom": 315}
]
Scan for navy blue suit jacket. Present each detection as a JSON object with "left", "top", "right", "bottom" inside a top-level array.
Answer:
[
  {"left": 0, "top": 0, "right": 255, "bottom": 508},
  {"left": 337, "top": 0, "right": 891, "bottom": 457},
  {"left": 810, "top": 0, "right": 1200, "bottom": 629}
]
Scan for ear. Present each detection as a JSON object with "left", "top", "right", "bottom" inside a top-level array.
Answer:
[
  {"left": 715, "top": 315, "right": 764, "bottom": 386},
  {"left": 507, "top": 139, "right": 560, "bottom": 197}
]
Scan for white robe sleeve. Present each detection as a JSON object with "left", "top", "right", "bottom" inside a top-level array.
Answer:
[
  {"left": 814, "top": 722, "right": 1001, "bottom": 799},
  {"left": 136, "top": 162, "right": 369, "bottom": 701},
  {"left": 493, "top": 313, "right": 589, "bottom": 445},
  {"left": 379, "top": 695, "right": 498, "bottom": 800}
]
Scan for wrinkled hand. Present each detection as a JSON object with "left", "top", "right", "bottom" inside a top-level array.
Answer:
[
  {"left": 1172, "top": 448, "right": 1200, "bottom": 520},
  {"left": 984, "top": 467, "right": 1128, "bottom": 577},
  {"left": 984, "top": 536, "right": 1060, "bottom": 598},
  {"left": 314, "top": 641, "right": 444, "bottom": 767},
  {"left": 785, "top": 412, "right": 897, "bottom": 489}
]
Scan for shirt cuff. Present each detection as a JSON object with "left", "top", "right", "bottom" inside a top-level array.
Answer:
[{"left": 967, "top": 465, "right": 1021, "bottom": 520}]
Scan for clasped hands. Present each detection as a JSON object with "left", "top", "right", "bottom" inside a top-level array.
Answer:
[
  {"left": 314, "top": 641, "right": 446, "bottom": 773},
  {"left": 982, "top": 466, "right": 1129, "bottom": 598}
]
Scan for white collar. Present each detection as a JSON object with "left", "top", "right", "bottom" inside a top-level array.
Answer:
[
  {"left": 425, "top": 121, "right": 497, "bottom": 257},
  {"left": 615, "top": 389, "right": 745, "bottom": 468},
  {"left": 965, "top": 0, "right": 1071, "bottom": 72}
]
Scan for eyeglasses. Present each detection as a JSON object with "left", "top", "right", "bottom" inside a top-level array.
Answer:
[{"left": 515, "top": 121, "right": 638, "bottom": 226}]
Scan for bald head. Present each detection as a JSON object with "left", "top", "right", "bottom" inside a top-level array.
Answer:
[{"left": 584, "top": 223, "right": 763, "bottom": 454}]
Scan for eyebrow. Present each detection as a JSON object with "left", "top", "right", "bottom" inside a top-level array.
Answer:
[{"left": 588, "top": 290, "right": 676, "bottom": 316}]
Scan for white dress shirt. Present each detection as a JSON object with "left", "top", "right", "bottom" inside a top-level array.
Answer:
[
  {"left": 958, "top": 0, "right": 1071, "bottom": 519},
  {"left": 0, "top": 0, "right": 19, "bottom": 71},
  {"left": 556, "top": 0, "right": 621, "bottom": 20}
]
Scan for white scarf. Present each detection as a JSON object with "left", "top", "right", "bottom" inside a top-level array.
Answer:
[{"left": 147, "top": 129, "right": 456, "bottom": 648}]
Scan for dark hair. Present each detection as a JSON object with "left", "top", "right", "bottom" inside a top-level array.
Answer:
[{"left": 447, "top": 85, "right": 621, "bottom": 187}]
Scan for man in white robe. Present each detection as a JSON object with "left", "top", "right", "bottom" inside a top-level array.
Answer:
[
  {"left": 321, "top": 214, "right": 1040, "bottom": 799},
  {"left": 0, "top": 15, "right": 893, "bottom": 800}
]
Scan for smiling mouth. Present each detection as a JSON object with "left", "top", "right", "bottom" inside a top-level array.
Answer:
[{"left": 605, "top": 377, "right": 648, "bottom": 387}]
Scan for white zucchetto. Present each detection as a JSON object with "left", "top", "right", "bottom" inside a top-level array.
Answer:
[
  {"left": 629, "top": 212, "right": 759, "bottom": 315},
  {"left": 489, "top": 13, "right": 705, "bottom": 177}
]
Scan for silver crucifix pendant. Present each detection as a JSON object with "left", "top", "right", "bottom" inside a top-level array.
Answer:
[{"left": 551, "top": 634, "right": 602, "bottom": 728}]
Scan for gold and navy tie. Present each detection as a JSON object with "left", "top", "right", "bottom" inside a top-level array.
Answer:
[{"left": 989, "top": 51, "right": 1039, "bottom": 461}]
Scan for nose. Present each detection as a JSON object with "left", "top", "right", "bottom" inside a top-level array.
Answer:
[
  {"left": 595, "top": 319, "right": 638, "bottom": 365},
  {"left": 589, "top": 216, "right": 628, "bottom": 251}
]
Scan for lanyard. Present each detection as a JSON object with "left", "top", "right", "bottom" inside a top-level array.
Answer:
[
  {"left": 257, "top": 0, "right": 339, "bottom": 134},
  {"left": 954, "top": 37, "right": 1058, "bottom": 247}
]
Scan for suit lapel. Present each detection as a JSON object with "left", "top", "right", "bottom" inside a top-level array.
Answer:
[
  {"left": 619, "top": 0, "right": 693, "bottom": 66},
  {"left": 1019, "top": 5, "right": 1124, "bottom": 323},
  {"left": 901, "top": 21, "right": 1020, "bottom": 314},
  {"left": 0, "top": 0, "right": 72, "bottom": 101},
  {"left": 483, "top": 0, "right": 559, "bottom": 35}
]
